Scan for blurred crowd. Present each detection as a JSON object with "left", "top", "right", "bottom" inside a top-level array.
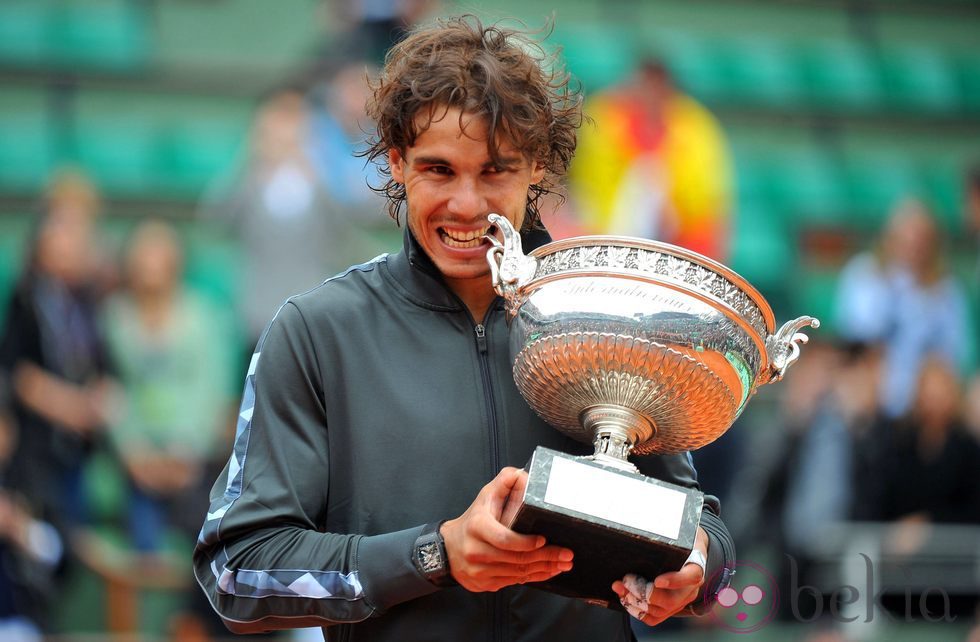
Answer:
[
  {"left": 718, "top": 190, "right": 980, "bottom": 637},
  {"left": 0, "top": 13, "right": 978, "bottom": 642},
  {"left": 0, "top": 47, "right": 397, "bottom": 640},
  {"left": 0, "top": 170, "right": 235, "bottom": 639},
  {"left": 562, "top": 56, "right": 980, "bottom": 642}
]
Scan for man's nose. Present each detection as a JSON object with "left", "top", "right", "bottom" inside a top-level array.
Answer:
[{"left": 447, "top": 175, "right": 488, "bottom": 217}]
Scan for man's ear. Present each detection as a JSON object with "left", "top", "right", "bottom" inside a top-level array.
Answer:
[
  {"left": 530, "top": 161, "right": 546, "bottom": 186},
  {"left": 389, "top": 149, "right": 405, "bottom": 183}
]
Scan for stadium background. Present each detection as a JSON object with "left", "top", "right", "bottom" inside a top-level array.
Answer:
[{"left": 0, "top": 1, "right": 977, "bottom": 640}]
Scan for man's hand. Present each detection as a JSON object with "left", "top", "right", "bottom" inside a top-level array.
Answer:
[
  {"left": 441, "top": 467, "right": 574, "bottom": 592},
  {"left": 612, "top": 526, "right": 709, "bottom": 626}
]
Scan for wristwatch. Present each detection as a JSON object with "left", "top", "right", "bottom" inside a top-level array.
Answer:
[{"left": 412, "top": 521, "right": 458, "bottom": 587}]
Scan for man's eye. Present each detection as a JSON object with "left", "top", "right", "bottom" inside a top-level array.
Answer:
[{"left": 429, "top": 166, "right": 452, "bottom": 175}]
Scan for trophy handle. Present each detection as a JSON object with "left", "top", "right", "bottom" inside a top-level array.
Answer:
[
  {"left": 762, "top": 316, "right": 820, "bottom": 384},
  {"left": 486, "top": 213, "right": 537, "bottom": 313}
]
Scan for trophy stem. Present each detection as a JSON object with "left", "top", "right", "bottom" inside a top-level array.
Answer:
[{"left": 581, "top": 405, "right": 656, "bottom": 473}]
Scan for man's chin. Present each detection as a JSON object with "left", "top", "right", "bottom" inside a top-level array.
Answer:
[{"left": 436, "top": 262, "right": 493, "bottom": 285}]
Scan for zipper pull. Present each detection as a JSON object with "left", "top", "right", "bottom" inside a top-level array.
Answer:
[{"left": 474, "top": 324, "right": 488, "bottom": 353}]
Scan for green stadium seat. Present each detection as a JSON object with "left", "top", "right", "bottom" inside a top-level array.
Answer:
[
  {"left": 718, "top": 36, "right": 806, "bottom": 108},
  {"left": 161, "top": 119, "right": 247, "bottom": 197},
  {"left": 843, "top": 152, "right": 925, "bottom": 231},
  {"left": 920, "top": 158, "right": 964, "bottom": 232},
  {"left": 183, "top": 224, "right": 243, "bottom": 308},
  {"left": 879, "top": 45, "right": 961, "bottom": 114},
  {"left": 71, "top": 118, "right": 162, "bottom": 196},
  {"left": 0, "top": 88, "right": 58, "bottom": 192},
  {"left": 766, "top": 146, "right": 849, "bottom": 227},
  {"left": 0, "top": 1, "right": 53, "bottom": 66},
  {"left": 648, "top": 32, "right": 729, "bottom": 104},
  {"left": 554, "top": 25, "right": 636, "bottom": 94},
  {"left": 732, "top": 151, "right": 772, "bottom": 210},
  {"left": 182, "top": 224, "right": 246, "bottom": 387},
  {"left": 793, "top": 267, "right": 840, "bottom": 340},
  {"left": 71, "top": 91, "right": 256, "bottom": 200},
  {"left": 799, "top": 39, "right": 883, "bottom": 112},
  {"left": 955, "top": 52, "right": 980, "bottom": 113},
  {"left": 49, "top": 0, "right": 150, "bottom": 71},
  {"left": 730, "top": 202, "right": 798, "bottom": 306}
]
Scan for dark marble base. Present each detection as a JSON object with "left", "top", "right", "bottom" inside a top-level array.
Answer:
[{"left": 509, "top": 447, "right": 703, "bottom": 608}]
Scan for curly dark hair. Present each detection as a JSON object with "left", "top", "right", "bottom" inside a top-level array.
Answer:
[{"left": 360, "top": 15, "right": 583, "bottom": 230}]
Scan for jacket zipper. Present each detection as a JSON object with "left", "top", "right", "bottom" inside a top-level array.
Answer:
[
  {"left": 473, "top": 323, "right": 500, "bottom": 474},
  {"left": 474, "top": 320, "right": 504, "bottom": 642}
]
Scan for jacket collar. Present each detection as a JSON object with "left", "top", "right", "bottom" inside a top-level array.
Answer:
[{"left": 383, "top": 224, "right": 552, "bottom": 312}]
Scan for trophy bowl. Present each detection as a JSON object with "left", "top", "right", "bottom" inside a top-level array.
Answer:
[
  {"left": 487, "top": 214, "right": 818, "bottom": 462},
  {"left": 486, "top": 213, "right": 819, "bottom": 606}
]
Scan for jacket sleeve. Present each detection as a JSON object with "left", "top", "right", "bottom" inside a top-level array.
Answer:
[
  {"left": 192, "top": 301, "right": 439, "bottom": 633},
  {"left": 635, "top": 451, "right": 735, "bottom": 616}
]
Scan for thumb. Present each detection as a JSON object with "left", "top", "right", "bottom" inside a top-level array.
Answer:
[{"left": 485, "top": 467, "right": 528, "bottom": 520}]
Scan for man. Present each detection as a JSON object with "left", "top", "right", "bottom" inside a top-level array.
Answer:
[{"left": 193, "top": 16, "right": 735, "bottom": 640}]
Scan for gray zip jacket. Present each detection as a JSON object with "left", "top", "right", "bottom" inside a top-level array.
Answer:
[{"left": 193, "top": 227, "right": 736, "bottom": 641}]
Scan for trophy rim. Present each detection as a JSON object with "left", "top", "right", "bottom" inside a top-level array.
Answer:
[
  {"left": 519, "top": 268, "right": 770, "bottom": 375},
  {"left": 529, "top": 235, "right": 776, "bottom": 336}
]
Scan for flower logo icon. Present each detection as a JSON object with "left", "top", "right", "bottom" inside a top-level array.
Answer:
[{"left": 705, "top": 561, "right": 780, "bottom": 633}]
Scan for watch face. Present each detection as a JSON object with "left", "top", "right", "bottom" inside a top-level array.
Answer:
[{"left": 419, "top": 541, "right": 444, "bottom": 573}]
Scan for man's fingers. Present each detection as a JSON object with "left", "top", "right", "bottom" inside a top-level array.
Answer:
[
  {"left": 461, "top": 556, "right": 573, "bottom": 591},
  {"left": 485, "top": 561, "right": 573, "bottom": 584},
  {"left": 446, "top": 467, "right": 579, "bottom": 593},
  {"left": 653, "top": 561, "right": 704, "bottom": 590},
  {"left": 611, "top": 580, "right": 627, "bottom": 598},
  {"left": 470, "top": 543, "right": 573, "bottom": 566},
  {"left": 639, "top": 611, "right": 670, "bottom": 627},
  {"left": 484, "top": 467, "right": 528, "bottom": 520},
  {"left": 472, "top": 512, "right": 546, "bottom": 552},
  {"left": 472, "top": 566, "right": 569, "bottom": 592},
  {"left": 616, "top": 571, "right": 700, "bottom": 626},
  {"left": 514, "top": 567, "right": 569, "bottom": 584},
  {"left": 499, "top": 473, "right": 528, "bottom": 528}
]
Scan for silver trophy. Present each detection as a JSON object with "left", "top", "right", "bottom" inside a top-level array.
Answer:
[{"left": 486, "top": 213, "right": 818, "bottom": 607}]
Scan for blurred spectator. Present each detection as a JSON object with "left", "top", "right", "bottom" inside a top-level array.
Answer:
[
  {"left": 728, "top": 338, "right": 849, "bottom": 617},
  {"left": 0, "top": 172, "right": 115, "bottom": 533},
  {"left": 307, "top": 59, "right": 399, "bottom": 258},
  {"left": 723, "top": 340, "right": 836, "bottom": 540},
  {"left": 782, "top": 343, "right": 882, "bottom": 552},
  {"left": 568, "top": 59, "right": 733, "bottom": 259},
  {"left": 308, "top": 61, "right": 379, "bottom": 210},
  {"left": 967, "top": 164, "right": 980, "bottom": 284},
  {"left": 329, "top": 0, "right": 437, "bottom": 64},
  {"left": 0, "top": 415, "right": 63, "bottom": 641},
  {"left": 731, "top": 341, "right": 879, "bottom": 621},
  {"left": 965, "top": 375, "right": 980, "bottom": 442},
  {"left": 201, "top": 89, "right": 358, "bottom": 347},
  {"left": 855, "top": 357, "right": 980, "bottom": 525},
  {"left": 39, "top": 169, "right": 117, "bottom": 295},
  {"left": 102, "top": 220, "right": 231, "bottom": 554},
  {"left": 835, "top": 198, "right": 971, "bottom": 418}
]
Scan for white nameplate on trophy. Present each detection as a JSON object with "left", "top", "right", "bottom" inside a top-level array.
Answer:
[{"left": 543, "top": 457, "right": 686, "bottom": 540}]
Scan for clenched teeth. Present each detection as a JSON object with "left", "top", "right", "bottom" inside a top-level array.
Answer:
[{"left": 440, "top": 226, "right": 492, "bottom": 248}]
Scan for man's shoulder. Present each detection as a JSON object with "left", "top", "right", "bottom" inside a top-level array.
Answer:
[{"left": 286, "top": 253, "right": 393, "bottom": 315}]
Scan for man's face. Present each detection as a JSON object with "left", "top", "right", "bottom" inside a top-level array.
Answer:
[{"left": 389, "top": 107, "right": 544, "bottom": 292}]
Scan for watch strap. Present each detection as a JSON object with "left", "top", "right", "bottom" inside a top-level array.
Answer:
[{"left": 412, "top": 521, "right": 458, "bottom": 588}]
